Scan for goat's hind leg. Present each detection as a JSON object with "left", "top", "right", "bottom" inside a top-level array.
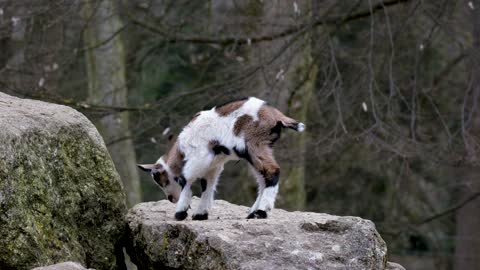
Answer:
[
  {"left": 247, "top": 147, "right": 280, "bottom": 219},
  {"left": 247, "top": 164, "right": 266, "bottom": 218}
]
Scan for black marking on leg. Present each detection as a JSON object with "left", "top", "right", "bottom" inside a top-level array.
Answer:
[
  {"left": 192, "top": 213, "right": 209, "bottom": 220},
  {"left": 247, "top": 210, "right": 268, "bottom": 219},
  {"left": 264, "top": 168, "right": 280, "bottom": 188},
  {"left": 200, "top": 178, "right": 207, "bottom": 193},
  {"left": 212, "top": 145, "right": 230, "bottom": 155},
  {"left": 174, "top": 175, "right": 187, "bottom": 189},
  {"left": 233, "top": 146, "right": 253, "bottom": 165},
  {"left": 175, "top": 211, "right": 188, "bottom": 221}
]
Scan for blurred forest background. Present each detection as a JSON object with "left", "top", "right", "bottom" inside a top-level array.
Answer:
[{"left": 1, "top": 0, "right": 480, "bottom": 269}]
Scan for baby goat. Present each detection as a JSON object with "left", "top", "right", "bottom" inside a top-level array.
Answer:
[{"left": 138, "top": 97, "right": 305, "bottom": 221}]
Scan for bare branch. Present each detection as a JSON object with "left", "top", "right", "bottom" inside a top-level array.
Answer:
[
  {"left": 128, "top": 0, "right": 413, "bottom": 45},
  {"left": 417, "top": 192, "right": 480, "bottom": 225}
]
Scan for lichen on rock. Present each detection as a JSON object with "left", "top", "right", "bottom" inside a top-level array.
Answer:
[
  {"left": 125, "top": 198, "right": 397, "bottom": 270},
  {"left": 0, "top": 92, "right": 127, "bottom": 270}
]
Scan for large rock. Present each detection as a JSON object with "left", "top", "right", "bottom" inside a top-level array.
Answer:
[
  {"left": 126, "top": 198, "right": 392, "bottom": 270},
  {"left": 0, "top": 92, "right": 127, "bottom": 269},
  {"left": 32, "top": 262, "right": 93, "bottom": 270}
]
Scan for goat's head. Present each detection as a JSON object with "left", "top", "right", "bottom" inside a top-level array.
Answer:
[{"left": 137, "top": 161, "right": 182, "bottom": 203}]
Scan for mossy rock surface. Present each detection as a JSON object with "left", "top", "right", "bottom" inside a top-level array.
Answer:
[{"left": 0, "top": 92, "right": 127, "bottom": 270}]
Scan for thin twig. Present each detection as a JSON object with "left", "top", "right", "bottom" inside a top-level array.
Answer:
[{"left": 417, "top": 192, "right": 480, "bottom": 225}]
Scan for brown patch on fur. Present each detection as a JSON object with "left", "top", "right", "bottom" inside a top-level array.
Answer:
[
  {"left": 248, "top": 144, "right": 280, "bottom": 186},
  {"left": 233, "top": 114, "right": 254, "bottom": 136},
  {"left": 165, "top": 141, "right": 186, "bottom": 176},
  {"left": 230, "top": 105, "right": 281, "bottom": 151},
  {"left": 215, "top": 99, "right": 247, "bottom": 116},
  {"left": 231, "top": 105, "right": 282, "bottom": 177},
  {"left": 271, "top": 107, "right": 299, "bottom": 129},
  {"left": 233, "top": 105, "right": 298, "bottom": 153},
  {"left": 242, "top": 105, "right": 279, "bottom": 145}
]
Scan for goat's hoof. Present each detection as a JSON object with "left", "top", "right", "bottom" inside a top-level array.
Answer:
[
  {"left": 175, "top": 211, "right": 188, "bottom": 221},
  {"left": 192, "top": 213, "right": 209, "bottom": 220},
  {"left": 246, "top": 210, "right": 267, "bottom": 219}
]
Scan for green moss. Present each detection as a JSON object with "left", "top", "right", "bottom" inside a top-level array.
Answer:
[
  {"left": 0, "top": 126, "right": 127, "bottom": 269},
  {"left": 161, "top": 235, "right": 170, "bottom": 252}
]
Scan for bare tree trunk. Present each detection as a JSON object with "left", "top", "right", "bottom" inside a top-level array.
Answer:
[
  {"left": 454, "top": 169, "right": 480, "bottom": 270},
  {"left": 454, "top": 1, "right": 480, "bottom": 268},
  {"left": 82, "top": 0, "right": 141, "bottom": 206},
  {"left": 212, "top": 0, "right": 316, "bottom": 210},
  {"left": 249, "top": 0, "right": 316, "bottom": 210}
]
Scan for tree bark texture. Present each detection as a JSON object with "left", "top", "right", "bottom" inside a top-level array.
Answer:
[
  {"left": 212, "top": 0, "right": 316, "bottom": 210},
  {"left": 82, "top": 0, "right": 142, "bottom": 206},
  {"left": 0, "top": 0, "right": 64, "bottom": 95},
  {"left": 454, "top": 1, "right": 480, "bottom": 269}
]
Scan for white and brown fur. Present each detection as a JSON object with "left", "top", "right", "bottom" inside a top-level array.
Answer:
[{"left": 138, "top": 97, "right": 305, "bottom": 220}]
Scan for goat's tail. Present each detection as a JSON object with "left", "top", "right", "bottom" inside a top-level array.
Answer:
[{"left": 273, "top": 108, "right": 305, "bottom": 132}]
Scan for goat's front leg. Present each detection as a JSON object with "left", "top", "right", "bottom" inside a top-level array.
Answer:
[
  {"left": 175, "top": 153, "right": 214, "bottom": 221},
  {"left": 192, "top": 165, "right": 223, "bottom": 220},
  {"left": 175, "top": 181, "right": 193, "bottom": 221}
]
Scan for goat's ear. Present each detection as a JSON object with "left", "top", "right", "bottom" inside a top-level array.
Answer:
[{"left": 137, "top": 164, "right": 156, "bottom": 172}]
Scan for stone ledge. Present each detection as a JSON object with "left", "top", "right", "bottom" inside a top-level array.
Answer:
[{"left": 126, "top": 198, "right": 397, "bottom": 270}]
